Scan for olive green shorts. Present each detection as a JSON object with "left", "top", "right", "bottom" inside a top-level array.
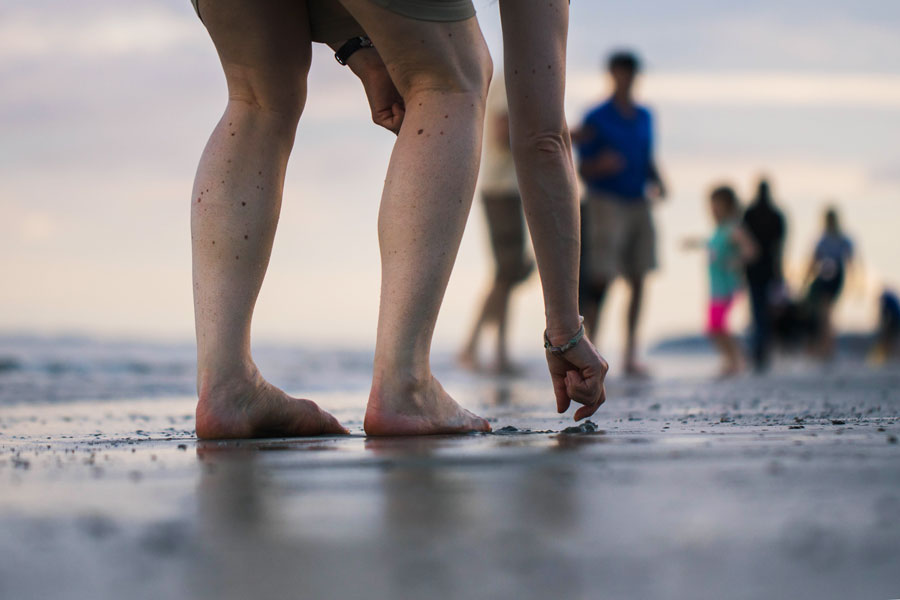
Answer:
[
  {"left": 190, "top": 0, "right": 475, "bottom": 44},
  {"left": 369, "top": 0, "right": 475, "bottom": 21}
]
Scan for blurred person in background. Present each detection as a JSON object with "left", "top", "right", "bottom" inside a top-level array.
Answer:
[
  {"left": 574, "top": 50, "right": 667, "bottom": 378},
  {"left": 804, "top": 207, "right": 854, "bottom": 360},
  {"left": 742, "top": 178, "right": 786, "bottom": 372},
  {"left": 459, "top": 75, "right": 534, "bottom": 375},
  {"left": 684, "top": 186, "right": 757, "bottom": 378},
  {"left": 869, "top": 288, "right": 900, "bottom": 365}
]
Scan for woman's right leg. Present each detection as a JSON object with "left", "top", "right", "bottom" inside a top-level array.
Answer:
[
  {"left": 337, "top": 0, "right": 493, "bottom": 435},
  {"left": 192, "top": 0, "right": 344, "bottom": 439}
]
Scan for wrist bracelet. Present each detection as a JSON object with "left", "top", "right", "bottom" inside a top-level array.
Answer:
[
  {"left": 335, "top": 36, "right": 374, "bottom": 66},
  {"left": 543, "top": 317, "right": 585, "bottom": 356}
]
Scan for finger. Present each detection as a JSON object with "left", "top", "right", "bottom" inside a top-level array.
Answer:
[
  {"left": 552, "top": 375, "right": 571, "bottom": 414},
  {"left": 574, "top": 386, "right": 606, "bottom": 421},
  {"left": 391, "top": 103, "right": 405, "bottom": 133},
  {"left": 372, "top": 108, "right": 393, "bottom": 132},
  {"left": 565, "top": 370, "right": 596, "bottom": 406}
]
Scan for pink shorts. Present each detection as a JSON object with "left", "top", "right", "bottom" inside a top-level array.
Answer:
[{"left": 707, "top": 296, "right": 735, "bottom": 334}]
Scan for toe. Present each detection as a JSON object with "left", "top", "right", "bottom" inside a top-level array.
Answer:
[
  {"left": 465, "top": 410, "right": 491, "bottom": 433},
  {"left": 321, "top": 410, "right": 349, "bottom": 435}
]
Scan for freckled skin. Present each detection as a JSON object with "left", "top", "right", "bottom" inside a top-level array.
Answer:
[
  {"left": 192, "top": 0, "right": 503, "bottom": 438},
  {"left": 191, "top": 0, "right": 347, "bottom": 440},
  {"left": 497, "top": 0, "right": 609, "bottom": 414},
  {"left": 334, "top": 0, "right": 492, "bottom": 435}
]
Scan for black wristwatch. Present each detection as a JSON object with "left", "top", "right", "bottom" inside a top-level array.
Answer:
[{"left": 335, "top": 36, "right": 374, "bottom": 66}]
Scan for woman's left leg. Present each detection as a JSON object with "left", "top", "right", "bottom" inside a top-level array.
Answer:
[{"left": 337, "top": 0, "right": 493, "bottom": 435}]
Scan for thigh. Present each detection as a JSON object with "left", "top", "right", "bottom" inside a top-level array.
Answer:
[
  {"left": 199, "top": 0, "right": 313, "bottom": 106},
  {"left": 337, "top": 0, "right": 489, "bottom": 96}
]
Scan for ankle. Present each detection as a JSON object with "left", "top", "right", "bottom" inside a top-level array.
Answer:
[
  {"left": 197, "top": 360, "right": 259, "bottom": 401},
  {"left": 372, "top": 368, "right": 431, "bottom": 392}
]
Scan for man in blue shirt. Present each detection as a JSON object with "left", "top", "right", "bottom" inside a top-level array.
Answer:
[{"left": 575, "top": 51, "right": 666, "bottom": 377}]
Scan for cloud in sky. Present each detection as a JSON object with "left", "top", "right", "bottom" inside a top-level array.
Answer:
[
  {"left": 0, "top": 7, "right": 197, "bottom": 61},
  {"left": 570, "top": 72, "right": 900, "bottom": 110}
]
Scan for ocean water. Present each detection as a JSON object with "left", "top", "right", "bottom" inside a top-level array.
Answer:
[
  {"left": 0, "top": 332, "right": 880, "bottom": 407},
  {"left": 0, "top": 335, "right": 382, "bottom": 406}
]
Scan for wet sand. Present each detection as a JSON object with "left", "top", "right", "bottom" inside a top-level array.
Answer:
[{"left": 2, "top": 362, "right": 900, "bottom": 600}]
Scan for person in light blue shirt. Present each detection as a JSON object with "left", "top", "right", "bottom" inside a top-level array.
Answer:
[
  {"left": 574, "top": 51, "right": 667, "bottom": 377},
  {"left": 805, "top": 207, "right": 854, "bottom": 359}
]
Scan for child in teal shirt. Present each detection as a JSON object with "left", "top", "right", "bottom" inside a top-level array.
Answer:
[{"left": 686, "top": 186, "right": 757, "bottom": 377}]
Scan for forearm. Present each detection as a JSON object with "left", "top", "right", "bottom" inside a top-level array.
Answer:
[
  {"left": 514, "top": 133, "right": 582, "bottom": 337},
  {"left": 500, "top": 0, "right": 580, "bottom": 337}
]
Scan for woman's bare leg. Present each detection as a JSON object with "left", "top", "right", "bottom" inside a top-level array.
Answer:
[
  {"left": 338, "top": 0, "right": 492, "bottom": 435},
  {"left": 192, "top": 0, "right": 344, "bottom": 439}
]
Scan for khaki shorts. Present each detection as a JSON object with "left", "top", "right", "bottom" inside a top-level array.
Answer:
[
  {"left": 370, "top": 0, "right": 475, "bottom": 21},
  {"left": 483, "top": 192, "right": 534, "bottom": 285},
  {"left": 581, "top": 192, "right": 657, "bottom": 284}
]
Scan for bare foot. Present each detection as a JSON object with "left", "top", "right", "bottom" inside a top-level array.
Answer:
[
  {"left": 196, "top": 370, "right": 347, "bottom": 440},
  {"left": 365, "top": 375, "right": 491, "bottom": 436},
  {"left": 716, "top": 362, "right": 744, "bottom": 380}
]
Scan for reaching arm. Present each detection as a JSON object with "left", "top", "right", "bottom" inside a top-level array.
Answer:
[
  {"left": 499, "top": 0, "right": 608, "bottom": 420},
  {"left": 681, "top": 236, "right": 707, "bottom": 250},
  {"left": 731, "top": 226, "right": 759, "bottom": 263},
  {"left": 803, "top": 255, "right": 818, "bottom": 288}
]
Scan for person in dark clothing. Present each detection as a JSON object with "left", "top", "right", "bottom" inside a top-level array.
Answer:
[
  {"left": 870, "top": 288, "right": 900, "bottom": 364},
  {"left": 741, "top": 179, "right": 786, "bottom": 372}
]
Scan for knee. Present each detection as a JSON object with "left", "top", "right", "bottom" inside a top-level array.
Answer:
[
  {"left": 398, "top": 38, "right": 492, "bottom": 104},
  {"left": 224, "top": 61, "right": 310, "bottom": 125}
]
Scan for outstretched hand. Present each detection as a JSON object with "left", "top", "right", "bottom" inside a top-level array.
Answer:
[
  {"left": 546, "top": 337, "right": 609, "bottom": 421},
  {"left": 346, "top": 49, "right": 405, "bottom": 134}
]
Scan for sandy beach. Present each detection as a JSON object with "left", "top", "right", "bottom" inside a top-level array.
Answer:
[{"left": 2, "top": 345, "right": 899, "bottom": 600}]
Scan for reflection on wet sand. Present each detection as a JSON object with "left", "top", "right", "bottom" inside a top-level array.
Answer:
[{"left": 191, "top": 428, "right": 604, "bottom": 599}]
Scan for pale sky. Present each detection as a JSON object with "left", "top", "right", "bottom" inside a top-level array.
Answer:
[{"left": 2, "top": 0, "right": 899, "bottom": 361}]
